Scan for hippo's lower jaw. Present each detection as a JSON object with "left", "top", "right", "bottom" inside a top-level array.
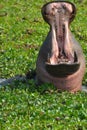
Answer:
[{"left": 45, "top": 61, "right": 80, "bottom": 78}]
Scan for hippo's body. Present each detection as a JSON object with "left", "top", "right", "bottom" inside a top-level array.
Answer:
[{"left": 36, "top": 1, "right": 85, "bottom": 92}]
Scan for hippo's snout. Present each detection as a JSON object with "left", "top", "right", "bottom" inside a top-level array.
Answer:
[{"left": 42, "top": 2, "right": 76, "bottom": 63}]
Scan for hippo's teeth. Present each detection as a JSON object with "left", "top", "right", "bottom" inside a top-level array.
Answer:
[{"left": 47, "top": 53, "right": 51, "bottom": 63}]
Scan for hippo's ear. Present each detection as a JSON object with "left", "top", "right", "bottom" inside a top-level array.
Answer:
[
  {"left": 69, "top": 2, "right": 76, "bottom": 23},
  {"left": 41, "top": 6, "right": 48, "bottom": 23},
  {"left": 41, "top": 5, "right": 50, "bottom": 24}
]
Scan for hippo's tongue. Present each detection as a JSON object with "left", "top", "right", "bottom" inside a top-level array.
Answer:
[{"left": 49, "top": 3, "right": 74, "bottom": 65}]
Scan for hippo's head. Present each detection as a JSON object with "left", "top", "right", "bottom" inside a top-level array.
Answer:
[{"left": 41, "top": 1, "right": 80, "bottom": 77}]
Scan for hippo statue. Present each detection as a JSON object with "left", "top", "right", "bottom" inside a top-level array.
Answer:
[{"left": 36, "top": 1, "right": 86, "bottom": 92}]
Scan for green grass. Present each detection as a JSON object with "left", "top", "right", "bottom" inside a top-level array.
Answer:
[
  {"left": 0, "top": 84, "right": 87, "bottom": 130},
  {"left": 0, "top": 0, "right": 87, "bottom": 129}
]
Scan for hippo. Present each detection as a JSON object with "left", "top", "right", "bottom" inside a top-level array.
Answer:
[{"left": 36, "top": 1, "right": 86, "bottom": 92}]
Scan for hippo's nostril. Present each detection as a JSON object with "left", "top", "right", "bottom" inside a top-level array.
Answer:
[
  {"left": 62, "top": 4, "right": 66, "bottom": 10},
  {"left": 52, "top": 7, "right": 55, "bottom": 11}
]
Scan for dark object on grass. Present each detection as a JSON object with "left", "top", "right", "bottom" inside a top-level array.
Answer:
[
  {"left": 0, "top": 75, "right": 26, "bottom": 87},
  {"left": 0, "top": 70, "right": 36, "bottom": 87},
  {"left": 36, "top": 1, "right": 86, "bottom": 92}
]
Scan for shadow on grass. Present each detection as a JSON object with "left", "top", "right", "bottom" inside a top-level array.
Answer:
[
  {"left": 0, "top": 70, "right": 57, "bottom": 94},
  {"left": 0, "top": 79, "right": 57, "bottom": 95},
  {"left": 0, "top": 69, "right": 87, "bottom": 93}
]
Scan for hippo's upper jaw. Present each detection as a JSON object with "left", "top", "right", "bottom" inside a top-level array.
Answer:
[{"left": 42, "top": 1, "right": 80, "bottom": 77}]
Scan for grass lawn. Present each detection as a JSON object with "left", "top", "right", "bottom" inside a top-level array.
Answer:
[{"left": 0, "top": 0, "right": 87, "bottom": 129}]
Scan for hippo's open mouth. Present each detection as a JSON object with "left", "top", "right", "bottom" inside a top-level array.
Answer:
[{"left": 42, "top": 1, "right": 80, "bottom": 77}]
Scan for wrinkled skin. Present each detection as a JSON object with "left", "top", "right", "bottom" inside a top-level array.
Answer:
[{"left": 36, "top": 1, "right": 85, "bottom": 92}]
